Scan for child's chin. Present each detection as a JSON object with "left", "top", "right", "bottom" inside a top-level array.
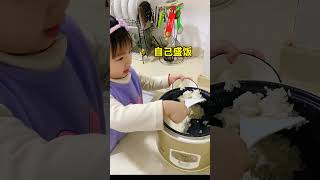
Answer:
[
  {"left": 122, "top": 73, "right": 129, "bottom": 78},
  {"left": 110, "top": 74, "right": 128, "bottom": 79},
  {"left": 31, "top": 38, "right": 57, "bottom": 54}
]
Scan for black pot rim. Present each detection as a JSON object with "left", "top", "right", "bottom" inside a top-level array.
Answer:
[{"left": 211, "top": 80, "right": 320, "bottom": 103}]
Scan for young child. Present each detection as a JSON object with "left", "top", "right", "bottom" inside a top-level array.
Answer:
[
  {"left": 109, "top": 16, "right": 190, "bottom": 152},
  {"left": 0, "top": 1, "right": 106, "bottom": 179}
]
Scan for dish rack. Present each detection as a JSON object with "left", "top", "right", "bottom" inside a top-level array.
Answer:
[
  {"left": 122, "top": 8, "right": 157, "bottom": 64},
  {"left": 115, "top": 0, "right": 185, "bottom": 65},
  {"left": 154, "top": 1, "right": 185, "bottom": 65}
]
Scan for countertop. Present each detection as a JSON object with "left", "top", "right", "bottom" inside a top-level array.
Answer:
[{"left": 110, "top": 54, "right": 210, "bottom": 175}]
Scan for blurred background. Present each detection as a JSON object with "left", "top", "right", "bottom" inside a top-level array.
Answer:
[{"left": 67, "top": 0, "right": 107, "bottom": 87}]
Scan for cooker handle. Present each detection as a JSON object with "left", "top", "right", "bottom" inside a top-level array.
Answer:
[{"left": 211, "top": 52, "right": 282, "bottom": 83}]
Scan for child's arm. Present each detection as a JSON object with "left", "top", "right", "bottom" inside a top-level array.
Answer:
[
  {"left": 110, "top": 95, "right": 188, "bottom": 132},
  {"left": 0, "top": 105, "right": 107, "bottom": 179},
  {"left": 138, "top": 73, "right": 192, "bottom": 91},
  {"left": 138, "top": 73, "right": 169, "bottom": 91},
  {"left": 110, "top": 95, "right": 163, "bottom": 132}
]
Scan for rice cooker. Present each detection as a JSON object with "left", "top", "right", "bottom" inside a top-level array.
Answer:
[
  {"left": 157, "top": 80, "right": 213, "bottom": 172},
  {"left": 211, "top": 80, "right": 320, "bottom": 178},
  {"left": 210, "top": 53, "right": 320, "bottom": 178}
]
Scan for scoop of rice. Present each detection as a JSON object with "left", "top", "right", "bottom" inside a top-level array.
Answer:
[
  {"left": 216, "top": 88, "right": 297, "bottom": 129},
  {"left": 178, "top": 89, "right": 202, "bottom": 100},
  {"left": 189, "top": 104, "right": 205, "bottom": 119},
  {"left": 245, "top": 134, "right": 303, "bottom": 180},
  {"left": 259, "top": 87, "right": 294, "bottom": 118},
  {"left": 233, "top": 91, "right": 264, "bottom": 117}
]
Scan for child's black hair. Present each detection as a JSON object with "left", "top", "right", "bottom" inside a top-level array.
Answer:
[{"left": 110, "top": 16, "right": 132, "bottom": 58}]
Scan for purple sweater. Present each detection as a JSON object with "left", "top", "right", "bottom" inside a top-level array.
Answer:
[
  {"left": 0, "top": 16, "right": 106, "bottom": 140},
  {"left": 109, "top": 68, "right": 143, "bottom": 152}
]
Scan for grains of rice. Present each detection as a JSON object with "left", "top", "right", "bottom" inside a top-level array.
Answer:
[
  {"left": 224, "top": 80, "right": 241, "bottom": 92},
  {"left": 214, "top": 87, "right": 305, "bottom": 180}
]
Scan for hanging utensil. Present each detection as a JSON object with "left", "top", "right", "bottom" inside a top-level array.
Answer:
[
  {"left": 176, "top": 4, "right": 183, "bottom": 34},
  {"left": 158, "top": 8, "right": 164, "bottom": 30},
  {"left": 164, "top": 6, "right": 176, "bottom": 38}
]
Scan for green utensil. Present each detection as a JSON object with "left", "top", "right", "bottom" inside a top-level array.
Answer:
[
  {"left": 158, "top": 9, "right": 164, "bottom": 30},
  {"left": 176, "top": 5, "right": 183, "bottom": 33}
]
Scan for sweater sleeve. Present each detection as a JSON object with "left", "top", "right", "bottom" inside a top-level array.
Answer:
[
  {"left": 0, "top": 104, "right": 107, "bottom": 180},
  {"left": 138, "top": 72, "right": 170, "bottom": 91},
  {"left": 110, "top": 95, "right": 164, "bottom": 132}
]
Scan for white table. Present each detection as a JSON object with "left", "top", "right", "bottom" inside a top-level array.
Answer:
[{"left": 110, "top": 131, "right": 210, "bottom": 175}]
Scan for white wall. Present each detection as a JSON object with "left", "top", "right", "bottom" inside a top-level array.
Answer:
[
  {"left": 212, "top": 0, "right": 297, "bottom": 70},
  {"left": 293, "top": 0, "right": 320, "bottom": 49},
  {"left": 69, "top": 0, "right": 211, "bottom": 77},
  {"left": 177, "top": 0, "right": 210, "bottom": 49},
  {"left": 178, "top": 0, "right": 210, "bottom": 77}
]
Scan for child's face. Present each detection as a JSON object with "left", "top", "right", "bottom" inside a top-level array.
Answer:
[
  {"left": 110, "top": 44, "right": 132, "bottom": 79},
  {"left": 0, "top": 0, "right": 70, "bottom": 54}
]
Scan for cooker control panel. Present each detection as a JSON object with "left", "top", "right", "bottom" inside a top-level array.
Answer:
[{"left": 169, "top": 149, "right": 201, "bottom": 169}]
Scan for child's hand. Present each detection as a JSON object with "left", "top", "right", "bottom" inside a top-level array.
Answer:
[
  {"left": 162, "top": 100, "right": 189, "bottom": 123},
  {"left": 211, "top": 40, "right": 266, "bottom": 64},
  {"left": 211, "top": 127, "right": 249, "bottom": 180},
  {"left": 211, "top": 40, "right": 240, "bottom": 64},
  {"left": 168, "top": 74, "right": 193, "bottom": 85}
]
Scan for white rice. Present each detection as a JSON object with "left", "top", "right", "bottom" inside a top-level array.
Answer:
[
  {"left": 244, "top": 134, "right": 303, "bottom": 180},
  {"left": 189, "top": 105, "right": 205, "bottom": 120},
  {"left": 260, "top": 87, "right": 294, "bottom": 118},
  {"left": 216, "top": 88, "right": 299, "bottom": 129},
  {"left": 178, "top": 89, "right": 203, "bottom": 101},
  {"left": 203, "top": 121, "right": 209, "bottom": 125},
  {"left": 224, "top": 80, "right": 241, "bottom": 92},
  {"left": 215, "top": 87, "right": 305, "bottom": 180}
]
